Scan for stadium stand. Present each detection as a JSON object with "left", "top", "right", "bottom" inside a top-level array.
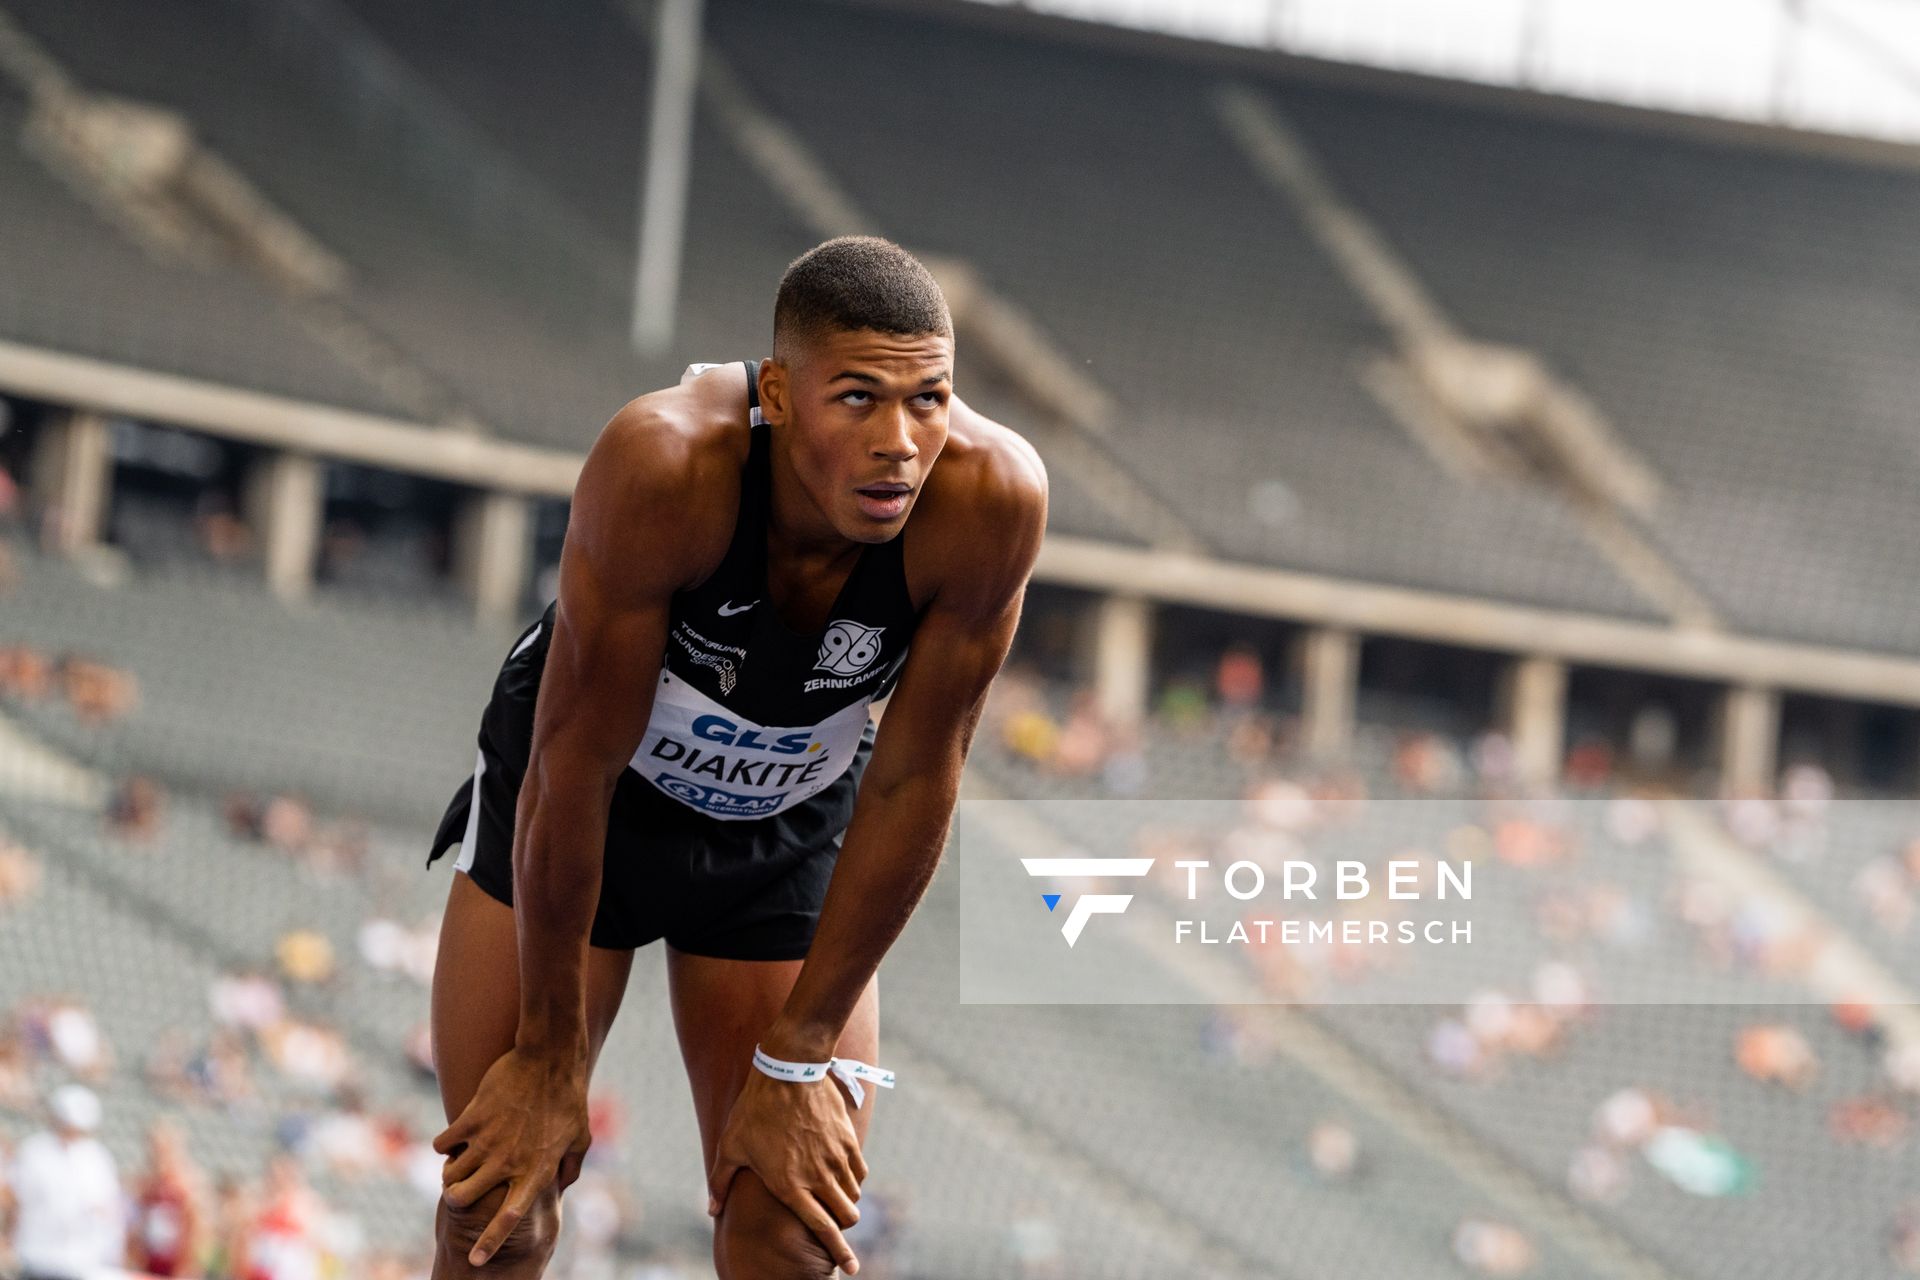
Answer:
[
  {"left": 0, "top": 92, "right": 405, "bottom": 416},
  {"left": 1258, "top": 76, "right": 1920, "bottom": 655}
]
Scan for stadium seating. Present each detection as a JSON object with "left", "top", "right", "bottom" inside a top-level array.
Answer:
[{"left": 0, "top": 92, "right": 404, "bottom": 416}]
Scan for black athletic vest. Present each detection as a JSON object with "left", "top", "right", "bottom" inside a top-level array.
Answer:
[{"left": 625, "top": 360, "right": 920, "bottom": 820}]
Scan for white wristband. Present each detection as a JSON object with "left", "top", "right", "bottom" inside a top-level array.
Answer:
[{"left": 752, "top": 1045, "right": 896, "bottom": 1109}]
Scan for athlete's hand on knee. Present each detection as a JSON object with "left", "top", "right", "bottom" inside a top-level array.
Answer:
[
  {"left": 434, "top": 1045, "right": 592, "bottom": 1267},
  {"left": 707, "top": 1068, "right": 869, "bottom": 1274}
]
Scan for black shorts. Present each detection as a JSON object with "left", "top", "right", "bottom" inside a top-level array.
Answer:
[{"left": 426, "top": 606, "right": 872, "bottom": 960}]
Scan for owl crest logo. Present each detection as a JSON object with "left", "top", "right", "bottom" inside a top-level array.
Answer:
[{"left": 815, "top": 621, "right": 885, "bottom": 678}]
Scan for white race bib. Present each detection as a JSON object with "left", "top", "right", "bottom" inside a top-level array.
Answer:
[{"left": 630, "top": 670, "right": 870, "bottom": 820}]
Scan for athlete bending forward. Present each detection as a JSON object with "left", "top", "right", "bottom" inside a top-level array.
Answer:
[{"left": 423, "top": 236, "right": 1047, "bottom": 1278}]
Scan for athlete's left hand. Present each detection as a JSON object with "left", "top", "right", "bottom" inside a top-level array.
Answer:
[{"left": 707, "top": 1067, "right": 868, "bottom": 1274}]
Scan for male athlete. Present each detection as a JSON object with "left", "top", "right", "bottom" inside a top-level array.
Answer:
[{"left": 423, "top": 236, "right": 1047, "bottom": 1278}]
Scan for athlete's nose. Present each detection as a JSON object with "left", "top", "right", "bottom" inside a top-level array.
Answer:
[{"left": 870, "top": 405, "right": 918, "bottom": 462}]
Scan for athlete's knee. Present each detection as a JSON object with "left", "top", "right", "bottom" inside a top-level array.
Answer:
[
  {"left": 435, "top": 1180, "right": 562, "bottom": 1277},
  {"left": 713, "top": 1171, "right": 838, "bottom": 1280}
]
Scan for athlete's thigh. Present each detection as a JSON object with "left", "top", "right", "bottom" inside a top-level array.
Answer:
[
  {"left": 664, "top": 947, "right": 881, "bottom": 1166},
  {"left": 431, "top": 870, "right": 636, "bottom": 1121}
]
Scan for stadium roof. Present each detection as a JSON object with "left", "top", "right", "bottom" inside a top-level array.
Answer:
[{"left": 963, "top": 0, "right": 1920, "bottom": 145}]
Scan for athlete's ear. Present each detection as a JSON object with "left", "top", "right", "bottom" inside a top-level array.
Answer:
[{"left": 759, "top": 358, "right": 790, "bottom": 427}]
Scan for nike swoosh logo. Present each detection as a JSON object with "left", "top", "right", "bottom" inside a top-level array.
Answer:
[{"left": 718, "top": 600, "right": 758, "bottom": 617}]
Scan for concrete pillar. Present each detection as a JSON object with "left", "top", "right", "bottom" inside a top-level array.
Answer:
[
  {"left": 1298, "top": 626, "right": 1359, "bottom": 761},
  {"left": 245, "top": 451, "right": 322, "bottom": 602},
  {"left": 1500, "top": 654, "right": 1567, "bottom": 788},
  {"left": 1718, "top": 684, "right": 1781, "bottom": 795},
  {"left": 1091, "top": 594, "right": 1153, "bottom": 726},
  {"left": 455, "top": 489, "right": 532, "bottom": 626},
  {"left": 28, "top": 410, "right": 110, "bottom": 553}
]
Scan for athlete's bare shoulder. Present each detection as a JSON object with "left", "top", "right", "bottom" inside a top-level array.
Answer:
[
  {"left": 572, "top": 365, "right": 754, "bottom": 598},
  {"left": 907, "top": 393, "right": 1048, "bottom": 615}
]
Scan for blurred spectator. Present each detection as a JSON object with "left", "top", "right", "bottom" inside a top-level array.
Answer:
[
  {"left": 1214, "top": 643, "right": 1265, "bottom": 712},
  {"left": 304, "top": 1090, "right": 388, "bottom": 1180},
  {"left": 1643, "top": 1126, "right": 1752, "bottom": 1196},
  {"left": 1491, "top": 814, "right": 1568, "bottom": 868},
  {"left": 0, "top": 1135, "right": 12, "bottom": 1274},
  {"left": 18, "top": 997, "right": 112, "bottom": 1082},
  {"left": 1567, "top": 1144, "right": 1630, "bottom": 1204},
  {"left": 275, "top": 929, "right": 336, "bottom": 985},
  {"left": 194, "top": 493, "right": 252, "bottom": 562},
  {"left": 1735, "top": 1024, "right": 1818, "bottom": 1091},
  {"left": 143, "top": 1028, "right": 197, "bottom": 1103},
  {"left": 189, "top": 1028, "right": 260, "bottom": 1109},
  {"left": 630, "top": 1249, "right": 703, "bottom": 1279},
  {"left": 128, "top": 1120, "right": 208, "bottom": 1277},
  {"left": 402, "top": 1022, "right": 436, "bottom": 1081},
  {"left": 1779, "top": 761, "right": 1833, "bottom": 820},
  {"left": 210, "top": 970, "right": 287, "bottom": 1034},
  {"left": 1005, "top": 1202, "right": 1063, "bottom": 1279},
  {"left": 358, "top": 916, "right": 438, "bottom": 986},
  {"left": 1470, "top": 729, "right": 1518, "bottom": 790},
  {"left": 1855, "top": 854, "right": 1914, "bottom": 935},
  {"left": 1562, "top": 734, "right": 1615, "bottom": 790},
  {"left": 1627, "top": 704, "right": 1677, "bottom": 772},
  {"left": 844, "top": 1186, "right": 909, "bottom": 1279},
  {"left": 1452, "top": 1219, "right": 1537, "bottom": 1276},
  {"left": 1829, "top": 1094, "right": 1908, "bottom": 1147},
  {"left": 1601, "top": 795, "right": 1661, "bottom": 846},
  {"left": 1050, "top": 691, "right": 1111, "bottom": 778},
  {"left": 1154, "top": 676, "right": 1210, "bottom": 733},
  {"left": 548, "top": 1170, "right": 624, "bottom": 1280},
  {"left": 1885, "top": 1041, "right": 1920, "bottom": 1096},
  {"left": 1000, "top": 703, "right": 1060, "bottom": 766},
  {"left": 1100, "top": 723, "right": 1148, "bottom": 795},
  {"left": 106, "top": 774, "right": 166, "bottom": 843},
  {"left": 1892, "top": 1199, "right": 1920, "bottom": 1274},
  {"left": 59, "top": 655, "right": 139, "bottom": 724},
  {"left": 0, "top": 835, "right": 42, "bottom": 908},
  {"left": 1306, "top": 1120, "right": 1359, "bottom": 1181},
  {"left": 7, "top": 1084, "right": 124, "bottom": 1280},
  {"left": 0, "top": 646, "right": 52, "bottom": 700},
  {"left": 225, "top": 793, "right": 268, "bottom": 842},
  {"left": 234, "top": 1156, "right": 326, "bottom": 1280},
  {"left": 261, "top": 1019, "right": 352, "bottom": 1095},
  {"left": 1392, "top": 731, "right": 1463, "bottom": 794},
  {"left": 206, "top": 1175, "right": 254, "bottom": 1279},
  {"left": 318, "top": 517, "right": 368, "bottom": 582},
  {"left": 262, "top": 794, "right": 315, "bottom": 858},
  {"left": 585, "top": 1090, "right": 629, "bottom": 1171},
  {"left": 0, "top": 1023, "right": 33, "bottom": 1113},
  {"left": 1224, "top": 711, "right": 1276, "bottom": 767},
  {"left": 305, "top": 816, "right": 370, "bottom": 875}
]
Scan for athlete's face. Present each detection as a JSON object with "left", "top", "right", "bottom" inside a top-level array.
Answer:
[{"left": 763, "top": 327, "right": 953, "bottom": 544}]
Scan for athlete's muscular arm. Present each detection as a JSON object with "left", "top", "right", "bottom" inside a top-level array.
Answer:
[
  {"left": 434, "top": 391, "right": 735, "bottom": 1267},
  {"left": 706, "top": 419, "right": 1047, "bottom": 1267}
]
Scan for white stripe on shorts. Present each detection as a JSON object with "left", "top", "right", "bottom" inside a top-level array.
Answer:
[
  {"left": 508, "top": 622, "right": 542, "bottom": 661},
  {"left": 453, "top": 747, "right": 487, "bottom": 874}
]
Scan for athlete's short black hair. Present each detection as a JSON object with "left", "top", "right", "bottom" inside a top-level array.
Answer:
[{"left": 773, "top": 236, "right": 952, "bottom": 360}]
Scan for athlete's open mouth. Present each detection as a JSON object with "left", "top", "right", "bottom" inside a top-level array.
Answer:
[{"left": 854, "top": 483, "right": 912, "bottom": 519}]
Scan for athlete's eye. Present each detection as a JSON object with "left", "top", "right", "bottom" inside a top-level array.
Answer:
[
  {"left": 839, "top": 390, "right": 873, "bottom": 406},
  {"left": 911, "top": 392, "right": 944, "bottom": 408}
]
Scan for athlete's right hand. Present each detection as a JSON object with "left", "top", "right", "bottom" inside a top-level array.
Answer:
[{"left": 434, "top": 1045, "right": 592, "bottom": 1267}]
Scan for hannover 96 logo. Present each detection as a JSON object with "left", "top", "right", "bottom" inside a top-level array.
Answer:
[{"left": 815, "top": 620, "right": 885, "bottom": 678}]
